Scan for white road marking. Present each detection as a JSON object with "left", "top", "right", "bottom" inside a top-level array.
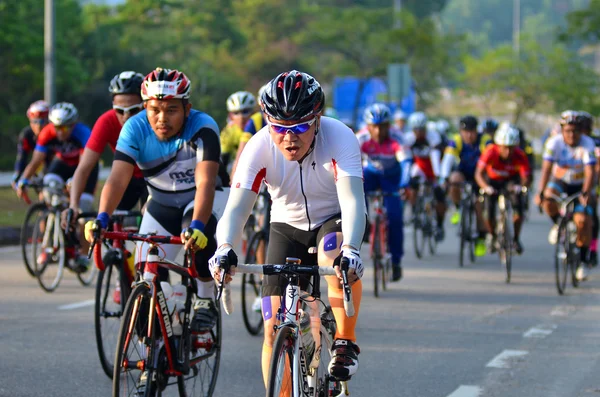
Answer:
[
  {"left": 486, "top": 350, "right": 529, "bottom": 369},
  {"left": 446, "top": 385, "right": 483, "bottom": 397},
  {"left": 523, "top": 324, "right": 557, "bottom": 338},
  {"left": 551, "top": 305, "right": 575, "bottom": 317},
  {"left": 57, "top": 299, "right": 95, "bottom": 311}
]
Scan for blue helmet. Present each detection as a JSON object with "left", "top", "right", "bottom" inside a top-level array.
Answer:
[
  {"left": 481, "top": 118, "right": 499, "bottom": 133},
  {"left": 363, "top": 103, "right": 392, "bottom": 125}
]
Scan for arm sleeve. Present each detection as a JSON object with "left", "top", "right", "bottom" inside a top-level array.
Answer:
[
  {"left": 440, "top": 152, "right": 456, "bottom": 179},
  {"left": 215, "top": 187, "right": 258, "bottom": 249},
  {"left": 430, "top": 148, "right": 442, "bottom": 177},
  {"left": 399, "top": 159, "right": 412, "bottom": 188},
  {"left": 542, "top": 137, "right": 556, "bottom": 162},
  {"left": 336, "top": 176, "right": 367, "bottom": 250}
]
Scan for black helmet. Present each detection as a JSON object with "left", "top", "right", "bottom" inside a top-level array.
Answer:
[
  {"left": 578, "top": 111, "right": 593, "bottom": 131},
  {"left": 481, "top": 118, "right": 499, "bottom": 133},
  {"left": 459, "top": 115, "right": 478, "bottom": 131},
  {"left": 109, "top": 71, "right": 145, "bottom": 96},
  {"left": 261, "top": 70, "right": 325, "bottom": 121}
]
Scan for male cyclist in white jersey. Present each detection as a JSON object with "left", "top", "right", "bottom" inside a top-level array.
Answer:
[{"left": 209, "top": 70, "right": 366, "bottom": 386}]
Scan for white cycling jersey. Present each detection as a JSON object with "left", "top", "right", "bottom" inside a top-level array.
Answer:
[
  {"left": 231, "top": 116, "right": 364, "bottom": 231},
  {"left": 543, "top": 134, "right": 597, "bottom": 185}
]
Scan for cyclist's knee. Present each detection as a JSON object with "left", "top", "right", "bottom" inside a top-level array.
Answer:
[{"left": 449, "top": 171, "right": 464, "bottom": 184}]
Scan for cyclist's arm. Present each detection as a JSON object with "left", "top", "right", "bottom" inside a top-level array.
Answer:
[
  {"left": 430, "top": 148, "right": 442, "bottom": 178},
  {"left": 215, "top": 187, "right": 257, "bottom": 249},
  {"left": 13, "top": 134, "right": 32, "bottom": 182},
  {"left": 440, "top": 152, "right": 456, "bottom": 180},
  {"left": 336, "top": 176, "right": 366, "bottom": 250},
  {"left": 21, "top": 150, "right": 47, "bottom": 182},
  {"left": 474, "top": 164, "right": 488, "bottom": 192},
  {"left": 582, "top": 163, "right": 595, "bottom": 197},
  {"left": 98, "top": 160, "right": 134, "bottom": 215},
  {"left": 191, "top": 160, "right": 219, "bottom": 226},
  {"left": 69, "top": 148, "right": 101, "bottom": 210},
  {"left": 396, "top": 145, "right": 412, "bottom": 188}
]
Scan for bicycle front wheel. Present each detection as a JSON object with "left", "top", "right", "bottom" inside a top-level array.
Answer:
[
  {"left": 113, "top": 283, "right": 156, "bottom": 397},
  {"left": 554, "top": 219, "right": 569, "bottom": 295},
  {"left": 241, "top": 231, "right": 265, "bottom": 336},
  {"left": 20, "top": 203, "right": 48, "bottom": 277},
  {"left": 266, "top": 325, "right": 296, "bottom": 397},
  {"left": 34, "top": 210, "right": 65, "bottom": 293},
  {"left": 413, "top": 203, "right": 425, "bottom": 259}
]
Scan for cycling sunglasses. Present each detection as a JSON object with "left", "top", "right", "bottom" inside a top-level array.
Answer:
[
  {"left": 113, "top": 103, "right": 144, "bottom": 116},
  {"left": 55, "top": 124, "right": 74, "bottom": 132},
  {"left": 232, "top": 109, "right": 252, "bottom": 116},
  {"left": 269, "top": 118, "right": 317, "bottom": 135},
  {"left": 30, "top": 118, "right": 48, "bottom": 125}
]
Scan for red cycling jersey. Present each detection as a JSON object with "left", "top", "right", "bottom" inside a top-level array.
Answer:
[
  {"left": 477, "top": 144, "right": 530, "bottom": 181},
  {"left": 86, "top": 109, "right": 143, "bottom": 178}
]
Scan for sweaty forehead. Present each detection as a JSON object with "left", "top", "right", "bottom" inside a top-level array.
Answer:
[{"left": 146, "top": 99, "right": 182, "bottom": 110}]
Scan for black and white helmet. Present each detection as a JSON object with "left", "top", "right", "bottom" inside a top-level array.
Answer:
[
  {"left": 226, "top": 91, "right": 256, "bottom": 112},
  {"left": 49, "top": 102, "right": 78, "bottom": 126},
  {"left": 109, "top": 71, "right": 144, "bottom": 96},
  {"left": 261, "top": 70, "right": 324, "bottom": 121}
]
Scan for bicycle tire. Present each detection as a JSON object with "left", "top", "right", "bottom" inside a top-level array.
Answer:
[
  {"left": 554, "top": 218, "right": 569, "bottom": 295},
  {"left": 317, "top": 308, "right": 343, "bottom": 397},
  {"left": 468, "top": 199, "right": 476, "bottom": 263},
  {"left": 502, "top": 212, "right": 513, "bottom": 284},
  {"left": 266, "top": 325, "right": 296, "bottom": 397},
  {"left": 77, "top": 259, "right": 98, "bottom": 286},
  {"left": 241, "top": 231, "right": 266, "bottom": 336},
  {"left": 372, "top": 215, "right": 382, "bottom": 298},
  {"left": 427, "top": 207, "right": 437, "bottom": 256},
  {"left": 178, "top": 297, "right": 222, "bottom": 397},
  {"left": 570, "top": 227, "right": 580, "bottom": 289},
  {"left": 95, "top": 256, "right": 130, "bottom": 379},
  {"left": 34, "top": 210, "right": 65, "bottom": 293},
  {"left": 20, "top": 203, "right": 48, "bottom": 277},
  {"left": 381, "top": 218, "right": 389, "bottom": 292},
  {"left": 113, "top": 283, "right": 157, "bottom": 397},
  {"left": 413, "top": 202, "right": 425, "bottom": 259}
]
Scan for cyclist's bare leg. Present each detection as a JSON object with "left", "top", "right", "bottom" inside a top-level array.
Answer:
[
  {"left": 317, "top": 232, "right": 362, "bottom": 342},
  {"left": 261, "top": 296, "right": 290, "bottom": 392},
  {"left": 475, "top": 200, "right": 486, "bottom": 236},
  {"left": 574, "top": 213, "right": 592, "bottom": 248},
  {"left": 257, "top": 240, "right": 266, "bottom": 264},
  {"left": 542, "top": 187, "right": 560, "bottom": 220},
  {"left": 448, "top": 172, "right": 464, "bottom": 206},
  {"left": 513, "top": 214, "right": 523, "bottom": 241}
]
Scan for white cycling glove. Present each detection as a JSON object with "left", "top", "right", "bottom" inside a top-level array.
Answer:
[
  {"left": 340, "top": 247, "right": 364, "bottom": 279},
  {"left": 484, "top": 186, "right": 496, "bottom": 196},
  {"left": 208, "top": 245, "right": 238, "bottom": 279}
]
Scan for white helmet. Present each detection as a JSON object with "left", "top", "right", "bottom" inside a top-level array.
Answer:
[
  {"left": 426, "top": 120, "right": 438, "bottom": 133},
  {"left": 436, "top": 119, "right": 450, "bottom": 135},
  {"left": 227, "top": 91, "right": 256, "bottom": 112},
  {"left": 49, "top": 102, "right": 78, "bottom": 126},
  {"left": 494, "top": 122, "right": 520, "bottom": 146},
  {"left": 408, "top": 112, "right": 427, "bottom": 130},
  {"left": 394, "top": 110, "right": 406, "bottom": 121}
]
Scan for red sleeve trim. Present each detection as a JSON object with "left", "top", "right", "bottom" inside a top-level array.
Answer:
[
  {"left": 332, "top": 158, "right": 338, "bottom": 182},
  {"left": 250, "top": 168, "right": 266, "bottom": 193}
]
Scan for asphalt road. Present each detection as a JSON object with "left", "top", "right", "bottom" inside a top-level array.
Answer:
[{"left": 2, "top": 207, "right": 600, "bottom": 397}]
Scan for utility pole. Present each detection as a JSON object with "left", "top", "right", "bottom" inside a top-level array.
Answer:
[
  {"left": 394, "top": 0, "right": 402, "bottom": 28},
  {"left": 513, "top": 0, "right": 520, "bottom": 59},
  {"left": 44, "top": 0, "right": 56, "bottom": 105}
]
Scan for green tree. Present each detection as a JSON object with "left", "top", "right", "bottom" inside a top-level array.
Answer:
[{"left": 562, "top": 0, "right": 600, "bottom": 43}]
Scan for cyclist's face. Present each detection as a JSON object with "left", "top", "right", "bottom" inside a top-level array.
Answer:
[
  {"left": 395, "top": 119, "right": 405, "bottom": 130},
  {"left": 229, "top": 110, "right": 252, "bottom": 129},
  {"left": 145, "top": 99, "right": 191, "bottom": 141},
  {"left": 367, "top": 122, "right": 390, "bottom": 143},
  {"left": 498, "top": 145, "right": 514, "bottom": 159},
  {"left": 562, "top": 124, "right": 580, "bottom": 146},
  {"left": 460, "top": 129, "right": 477, "bottom": 145},
  {"left": 113, "top": 94, "right": 143, "bottom": 126},
  {"left": 55, "top": 124, "right": 74, "bottom": 141},
  {"left": 268, "top": 115, "right": 319, "bottom": 161},
  {"left": 414, "top": 127, "right": 426, "bottom": 139},
  {"left": 29, "top": 118, "right": 48, "bottom": 135}
]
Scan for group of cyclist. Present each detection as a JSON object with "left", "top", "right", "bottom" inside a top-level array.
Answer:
[{"left": 11, "top": 64, "right": 600, "bottom": 393}]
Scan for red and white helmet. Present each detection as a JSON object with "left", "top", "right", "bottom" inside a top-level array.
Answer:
[
  {"left": 141, "top": 68, "right": 191, "bottom": 101},
  {"left": 27, "top": 100, "right": 50, "bottom": 119}
]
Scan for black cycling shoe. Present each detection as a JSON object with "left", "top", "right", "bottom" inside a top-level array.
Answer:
[
  {"left": 435, "top": 227, "right": 445, "bottom": 242},
  {"left": 513, "top": 240, "right": 524, "bottom": 255},
  {"left": 191, "top": 298, "right": 218, "bottom": 332},
  {"left": 392, "top": 264, "right": 402, "bottom": 282},
  {"left": 590, "top": 251, "right": 598, "bottom": 267},
  {"left": 328, "top": 339, "right": 360, "bottom": 381}
]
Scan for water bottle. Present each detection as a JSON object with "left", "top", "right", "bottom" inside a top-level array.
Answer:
[
  {"left": 299, "top": 310, "right": 315, "bottom": 362},
  {"left": 172, "top": 283, "right": 187, "bottom": 336},
  {"left": 160, "top": 282, "right": 183, "bottom": 336},
  {"left": 568, "top": 221, "right": 577, "bottom": 244},
  {"left": 300, "top": 301, "right": 322, "bottom": 368}
]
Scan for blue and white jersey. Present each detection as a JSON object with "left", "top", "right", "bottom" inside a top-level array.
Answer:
[{"left": 115, "top": 109, "right": 221, "bottom": 208}]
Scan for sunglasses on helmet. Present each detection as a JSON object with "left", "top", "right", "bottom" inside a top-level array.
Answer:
[
  {"left": 113, "top": 103, "right": 144, "bottom": 116},
  {"left": 269, "top": 118, "right": 317, "bottom": 135}
]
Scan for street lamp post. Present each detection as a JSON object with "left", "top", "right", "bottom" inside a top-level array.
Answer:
[
  {"left": 44, "top": 0, "right": 56, "bottom": 105},
  {"left": 513, "top": 0, "right": 520, "bottom": 59}
]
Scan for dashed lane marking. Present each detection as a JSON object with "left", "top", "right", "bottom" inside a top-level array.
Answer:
[
  {"left": 58, "top": 299, "right": 95, "bottom": 310},
  {"left": 446, "top": 385, "right": 483, "bottom": 397},
  {"left": 486, "top": 350, "right": 529, "bottom": 369}
]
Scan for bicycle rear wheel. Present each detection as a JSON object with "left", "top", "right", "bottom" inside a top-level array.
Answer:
[
  {"left": 266, "top": 325, "right": 296, "bottom": 397},
  {"left": 554, "top": 219, "right": 569, "bottom": 295},
  {"left": 34, "top": 210, "right": 65, "bottom": 292},
  {"left": 178, "top": 298, "right": 222, "bottom": 397},
  {"left": 427, "top": 211, "right": 437, "bottom": 255},
  {"left": 20, "top": 203, "right": 48, "bottom": 277},
  {"left": 95, "top": 254, "right": 130, "bottom": 379},
  {"left": 316, "top": 308, "right": 344, "bottom": 397},
  {"left": 467, "top": 200, "right": 476, "bottom": 264},
  {"left": 113, "top": 283, "right": 157, "bottom": 397},
  {"left": 459, "top": 201, "right": 467, "bottom": 267},
  {"left": 413, "top": 203, "right": 425, "bottom": 259},
  {"left": 241, "top": 231, "right": 265, "bottom": 335}
]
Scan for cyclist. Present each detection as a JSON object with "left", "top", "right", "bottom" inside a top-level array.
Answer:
[
  {"left": 394, "top": 109, "right": 408, "bottom": 134},
  {"left": 220, "top": 91, "right": 257, "bottom": 172},
  {"left": 85, "top": 68, "right": 230, "bottom": 333},
  {"left": 441, "top": 115, "right": 492, "bottom": 256},
  {"left": 360, "top": 104, "right": 412, "bottom": 281},
  {"left": 404, "top": 111, "right": 447, "bottom": 241},
  {"left": 12, "top": 100, "right": 50, "bottom": 189},
  {"left": 481, "top": 118, "right": 499, "bottom": 136},
  {"left": 17, "top": 102, "right": 96, "bottom": 269},
  {"left": 209, "top": 70, "right": 366, "bottom": 385},
  {"left": 475, "top": 123, "right": 530, "bottom": 254},
  {"left": 63, "top": 71, "right": 147, "bottom": 227},
  {"left": 535, "top": 111, "right": 596, "bottom": 280},
  {"left": 576, "top": 111, "right": 600, "bottom": 267}
]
